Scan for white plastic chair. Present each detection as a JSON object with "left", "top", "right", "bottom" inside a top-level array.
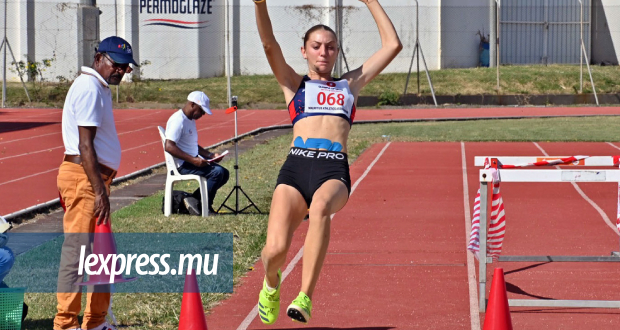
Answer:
[{"left": 157, "top": 126, "right": 209, "bottom": 217}]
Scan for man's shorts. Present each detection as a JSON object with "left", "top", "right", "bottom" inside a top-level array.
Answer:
[{"left": 276, "top": 147, "right": 351, "bottom": 207}]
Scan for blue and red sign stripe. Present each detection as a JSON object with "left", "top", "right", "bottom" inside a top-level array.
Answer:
[{"left": 143, "top": 19, "right": 210, "bottom": 29}]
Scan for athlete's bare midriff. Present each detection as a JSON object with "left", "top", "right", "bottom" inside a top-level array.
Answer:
[{"left": 291, "top": 115, "right": 351, "bottom": 153}]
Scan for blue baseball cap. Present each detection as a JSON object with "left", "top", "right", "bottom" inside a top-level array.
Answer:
[{"left": 96, "top": 36, "right": 139, "bottom": 66}]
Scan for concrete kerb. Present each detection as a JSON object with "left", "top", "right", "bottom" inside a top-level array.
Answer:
[{"left": 4, "top": 114, "right": 620, "bottom": 223}]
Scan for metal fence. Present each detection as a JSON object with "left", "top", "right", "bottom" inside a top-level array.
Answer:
[
  {"left": 0, "top": 1, "right": 480, "bottom": 82},
  {"left": 235, "top": 2, "right": 435, "bottom": 77},
  {"left": 500, "top": 0, "right": 592, "bottom": 65}
]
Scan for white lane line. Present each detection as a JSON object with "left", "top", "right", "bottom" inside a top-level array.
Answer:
[
  {"left": 0, "top": 146, "right": 64, "bottom": 161},
  {"left": 348, "top": 143, "right": 391, "bottom": 195},
  {"left": 0, "top": 110, "right": 257, "bottom": 147},
  {"left": 236, "top": 142, "right": 392, "bottom": 330},
  {"left": 17, "top": 110, "right": 62, "bottom": 119},
  {"left": 116, "top": 111, "right": 162, "bottom": 123},
  {"left": 0, "top": 168, "right": 58, "bottom": 186},
  {"left": 118, "top": 125, "right": 158, "bottom": 136},
  {"left": 0, "top": 119, "right": 154, "bottom": 146},
  {"left": 461, "top": 142, "right": 481, "bottom": 330},
  {"left": 0, "top": 131, "right": 60, "bottom": 145},
  {"left": 0, "top": 126, "right": 158, "bottom": 161},
  {"left": 1, "top": 125, "right": 167, "bottom": 160},
  {"left": 275, "top": 118, "right": 291, "bottom": 125},
  {"left": 533, "top": 142, "right": 619, "bottom": 235},
  {"left": 121, "top": 141, "right": 160, "bottom": 153},
  {"left": 197, "top": 112, "right": 256, "bottom": 133},
  {"left": 606, "top": 142, "right": 620, "bottom": 151},
  {"left": 0, "top": 110, "right": 165, "bottom": 145},
  {"left": 122, "top": 113, "right": 258, "bottom": 153},
  {"left": 0, "top": 113, "right": 261, "bottom": 185}
]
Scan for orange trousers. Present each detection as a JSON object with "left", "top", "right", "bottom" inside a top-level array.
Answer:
[{"left": 54, "top": 161, "right": 115, "bottom": 330}]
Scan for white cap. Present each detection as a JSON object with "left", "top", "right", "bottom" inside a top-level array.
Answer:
[
  {"left": 0, "top": 216, "right": 10, "bottom": 234},
  {"left": 187, "top": 91, "right": 212, "bottom": 115}
]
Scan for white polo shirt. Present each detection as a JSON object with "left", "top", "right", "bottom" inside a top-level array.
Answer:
[
  {"left": 165, "top": 109, "right": 199, "bottom": 167},
  {"left": 61, "top": 66, "right": 121, "bottom": 170}
]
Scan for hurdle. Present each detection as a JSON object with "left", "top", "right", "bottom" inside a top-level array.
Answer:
[{"left": 474, "top": 156, "right": 620, "bottom": 312}]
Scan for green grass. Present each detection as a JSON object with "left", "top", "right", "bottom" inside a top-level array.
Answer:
[
  {"left": 350, "top": 116, "right": 620, "bottom": 143},
  {"left": 21, "top": 116, "right": 620, "bottom": 329},
  {"left": 5, "top": 65, "right": 620, "bottom": 108}
]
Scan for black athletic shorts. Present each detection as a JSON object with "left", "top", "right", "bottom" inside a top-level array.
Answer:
[{"left": 276, "top": 147, "right": 351, "bottom": 207}]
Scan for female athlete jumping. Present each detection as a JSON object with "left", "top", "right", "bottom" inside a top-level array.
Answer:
[{"left": 254, "top": 0, "right": 402, "bottom": 324}]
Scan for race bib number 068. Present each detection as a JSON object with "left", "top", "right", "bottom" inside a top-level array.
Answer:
[
  {"left": 304, "top": 80, "right": 353, "bottom": 117},
  {"left": 316, "top": 92, "right": 345, "bottom": 106}
]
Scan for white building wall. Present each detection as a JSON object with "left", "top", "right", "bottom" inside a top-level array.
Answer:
[
  {"left": 1, "top": 0, "right": 85, "bottom": 82},
  {"left": 234, "top": 0, "right": 441, "bottom": 75},
  {"left": 16, "top": 0, "right": 33, "bottom": 77},
  {"left": 340, "top": 0, "right": 440, "bottom": 72},
  {"left": 234, "top": 0, "right": 330, "bottom": 76},
  {"left": 0, "top": 0, "right": 500, "bottom": 81},
  {"left": 4, "top": 0, "right": 23, "bottom": 78},
  {"left": 598, "top": 0, "right": 620, "bottom": 64},
  {"left": 99, "top": 0, "right": 225, "bottom": 79},
  {"left": 37, "top": 1, "right": 82, "bottom": 80}
]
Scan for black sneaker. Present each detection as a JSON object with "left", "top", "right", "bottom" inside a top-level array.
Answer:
[{"left": 183, "top": 197, "right": 201, "bottom": 216}]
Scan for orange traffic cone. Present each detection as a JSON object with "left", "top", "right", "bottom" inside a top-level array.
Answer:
[
  {"left": 178, "top": 268, "right": 208, "bottom": 330},
  {"left": 78, "top": 222, "right": 137, "bottom": 286},
  {"left": 483, "top": 268, "right": 513, "bottom": 330}
]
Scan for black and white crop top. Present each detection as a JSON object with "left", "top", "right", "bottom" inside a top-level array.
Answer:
[{"left": 287, "top": 76, "right": 356, "bottom": 126}]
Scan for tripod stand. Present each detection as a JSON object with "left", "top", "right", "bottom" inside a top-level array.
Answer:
[
  {"left": 217, "top": 96, "right": 261, "bottom": 215},
  {"left": 403, "top": 0, "right": 437, "bottom": 106}
]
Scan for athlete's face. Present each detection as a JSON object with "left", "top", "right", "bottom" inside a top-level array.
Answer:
[{"left": 302, "top": 30, "right": 339, "bottom": 74}]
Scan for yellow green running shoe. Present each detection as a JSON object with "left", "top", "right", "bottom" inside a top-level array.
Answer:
[
  {"left": 257, "top": 270, "right": 281, "bottom": 325},
  {"left": 287, "top": 292, "right": 312, "bottom": 323}
]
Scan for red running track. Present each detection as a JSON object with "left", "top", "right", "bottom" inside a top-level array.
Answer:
[
  {"left": 0, "top": 108, "right": 288, "bottom": 216},
  {"left": 206, "top": 141, "right": 620, "bottom": 329},
  {"left": 1, "top": 106, "right": 620, "bottom": 216},
  {"left": 466, "top": 142, "right": 620, "bottom": 329},
  {"left": 3, "top": 104, "right": 620, "bottom": 329}
]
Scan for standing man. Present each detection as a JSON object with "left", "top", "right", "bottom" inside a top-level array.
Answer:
[
  {"left": 55, "top": 36, "right": 137, "bottom": 330},
  {"left": 164, "top": 91, "right": 229, "bottom": 215}
]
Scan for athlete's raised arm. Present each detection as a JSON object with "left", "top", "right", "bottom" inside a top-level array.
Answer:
[
  {"left": 254, "top": 0, "right": 301, "bottom": 96},
  {"left": 343, "top": 0, "right": 403, "bottom": 95}
]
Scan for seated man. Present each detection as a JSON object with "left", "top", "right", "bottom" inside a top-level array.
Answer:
[
  {"left": 165, "top": 91, "right": 229, "bottom": 215},
  {"left": 0, "top": 216, "right": 28, "bottom": 322},
  {"left": 0, "top": 217, "right": 14, "bottom": 288}
]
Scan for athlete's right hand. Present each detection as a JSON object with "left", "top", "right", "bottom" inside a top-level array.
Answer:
[{"left": 94, "top": 191, "right": 111, "bottom": 226}]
